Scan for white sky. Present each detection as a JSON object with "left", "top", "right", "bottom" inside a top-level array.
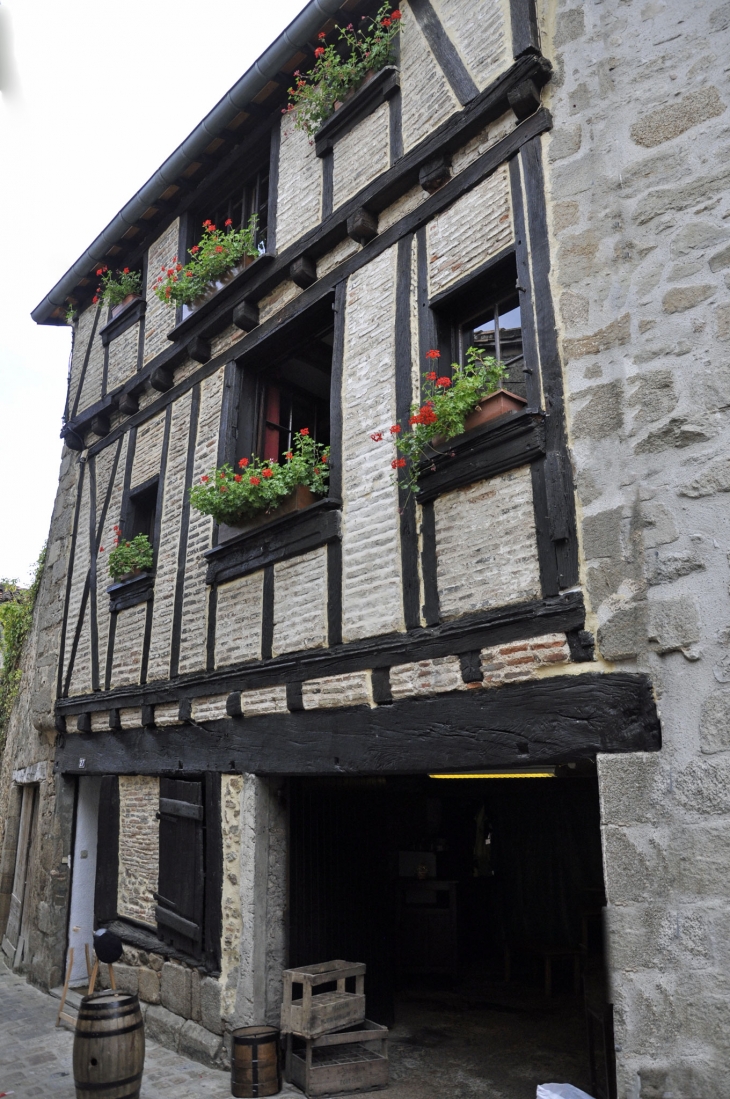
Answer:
[{"left": 0, "top": 0, "right": 309, "bottom": 583}]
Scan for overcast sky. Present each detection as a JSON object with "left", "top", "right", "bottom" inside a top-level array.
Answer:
[{"left": 0, "top": 0, "right": 308, "bottom": 583}]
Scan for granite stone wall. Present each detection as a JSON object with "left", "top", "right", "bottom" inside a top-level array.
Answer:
[{"left": 541, "top": 0, "right": 730, "bottom": 1092}]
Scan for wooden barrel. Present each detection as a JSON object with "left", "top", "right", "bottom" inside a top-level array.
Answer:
[
  {"left": 73, "top": 990, "right": 145, "bottom": 1099},
  {"left": 231, "top": 1025, "right": 281, "bottom": 1098}
]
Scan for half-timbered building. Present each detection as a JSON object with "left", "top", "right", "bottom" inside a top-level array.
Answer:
[{"left": 2, "top": 0, "right": 729, "bottom": 1094}]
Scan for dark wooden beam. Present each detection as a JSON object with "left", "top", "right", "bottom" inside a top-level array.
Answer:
[
  {"left": 54, "top": 672, "right": 661, "bottom": 776},
  {"left": 408, "top": 0, "right": 479, "bottom": 105}
]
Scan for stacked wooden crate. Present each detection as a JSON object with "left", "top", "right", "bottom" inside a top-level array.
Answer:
[{"left": 281, "top": 960, "right": 388, "bottom": 1097}]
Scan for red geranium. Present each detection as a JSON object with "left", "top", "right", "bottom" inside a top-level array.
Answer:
[
  {"left": 425, "top": 349, "right": 441, "bottom": 359},
  {"left": 392, "top": 457, "right": 406, "bottom": 468},
  {"left": 262, "top": 468, "right": 274, "bottom": 478},
  {"left": 300, "top": 427, "right": 310, "bottom": 436},
  {"left": 238, "top": 457, "right": 249, "bottom": 468},
  {"left": 436, "top": 377, "right": 451, "bottom": 388},
  {"left": 390, "top": 424, "right": 401, "bottom": 435},
  {"left": 315, "top": 46, "right": 325, "bottom": 57},
  {"left": 249, "top": 476, "right": 261, "bottom": 486}
]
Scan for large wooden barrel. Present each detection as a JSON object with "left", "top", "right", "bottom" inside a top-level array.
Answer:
[
  {"left": 231, "top": 1025, "right": 281, "bottom": 1098},
  {"left": 73, "top": 990, "right": 145, "bottom": 1099}
]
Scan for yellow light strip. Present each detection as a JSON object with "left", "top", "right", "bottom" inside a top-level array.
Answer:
[{"left": 428, "top": 772, "right": 555, "bottom": 779}]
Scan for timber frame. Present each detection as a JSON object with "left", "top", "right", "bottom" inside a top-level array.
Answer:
[{"left": 54, "top": 672, "right": 661, "bottom": 777}]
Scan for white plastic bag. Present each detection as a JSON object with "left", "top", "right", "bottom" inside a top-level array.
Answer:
[{"left": 537, "top": 1086, "right": 596, "bottom": 1099}]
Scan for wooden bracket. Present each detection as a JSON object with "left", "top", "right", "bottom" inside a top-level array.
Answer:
[
  {"left": 150, "top": 366, "right": 174, "bottom": 392},
  {"left": 507, "top": 79, "right": 541, "bottom": 120},
  {"left": 118, "top": 392, "right": 140, "bottom": 416},
  {"left": 346, "top": 208, "right": 378, "bottom": 245},
  {"left": 419, "top": 155, "right": 452, "bottom": 194},
  {"left": 232, "top": 300, "right": 259, "bottom": 332},
  {"left": 90, "top": 414, "right": 111, "bottom": 438},
  {"left": 290, "top": 255, "right": 318, "bottom": 289},
  {"left": 187, "top": 336, "right": 212, "bottom": 364}
]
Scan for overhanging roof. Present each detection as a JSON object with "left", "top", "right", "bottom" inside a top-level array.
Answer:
[{"left": 32, "top": 0, "right": 352, "bottom": 326}]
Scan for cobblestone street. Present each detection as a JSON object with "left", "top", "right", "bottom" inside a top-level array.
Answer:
[{"left": 0, "top": 961, "right": 300, "bottom": 1098}]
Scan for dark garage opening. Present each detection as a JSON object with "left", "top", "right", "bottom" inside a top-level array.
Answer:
[{"left": 288, "top": 771, "right": 615, "bottom": 1099}]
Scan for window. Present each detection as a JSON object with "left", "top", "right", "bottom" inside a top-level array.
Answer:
[
  {"left": 126, "top": 477, "right": 159, "bottom": 546},
  {"left": 435, "top": 254, "right": 527, "bottom": 400},
  {"left": 236, "top": 311, "right": 333, "bottom": 465},
  {"left": 191, "top": 159, "right": 269, "bottom": 254}
]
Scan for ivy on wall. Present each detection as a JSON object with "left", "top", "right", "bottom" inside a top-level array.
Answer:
[{"left": 0, "top": 547, "right": 45, "bottom": 750}]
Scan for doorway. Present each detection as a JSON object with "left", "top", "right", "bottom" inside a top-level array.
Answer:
[
  {"left": 288, "top": 771, "right": 610, "bottom": 1098},
  {"left": 1, "top": 783, "right": 39, "bottom": 969}
]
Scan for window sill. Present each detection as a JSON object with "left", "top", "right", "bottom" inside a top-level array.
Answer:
[
  {"left": 205, "top": 497, "right": 341, "bottom": 585},
  {"left": 102, "top": 918, "right": 217, "bottom": 974},
  {"left": 315, "top": 66, "right": 400, "bottom": 158},
  {"left": 166, "top": 253, "right": 275, "bottom": 345},
  {"left": 100, "top": 296, "right": 147, "bottom": 347},
  {"left": 107, "top": 572, "right": 155, "bottom": 612},
  {"left": 414, "top": 408, "right": 545, "bottom": 504}
]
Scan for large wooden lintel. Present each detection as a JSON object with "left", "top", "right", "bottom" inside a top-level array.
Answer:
[
  {"left": 54, "top": 672, "right": 660, "bottom": 776},
  {"left": 57, "top": 591, "right": 586, "bottom": 714}
]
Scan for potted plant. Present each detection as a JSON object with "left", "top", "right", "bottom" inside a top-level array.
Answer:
[
  {"left": 93, "top": 267, "right": 143, "bottom": 317},
  {"left": 371, "top": 347, "right": 527, "bottom": 492},
  {"left": 284, "top": 3, "right": 401, "bottom": 137},
  {"left": 189, "top": 429, "right": 330, "bottom": 529},
  {"left": 154, "top": 216, "right": 260, "bottom": 309},
  {"left": 101, "top": 528, "right": 154, "bottom": 583}
]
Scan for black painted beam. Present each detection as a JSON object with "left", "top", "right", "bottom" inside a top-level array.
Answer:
[{"left": 55, "top": 671, "right": 660, "bottom": 776}]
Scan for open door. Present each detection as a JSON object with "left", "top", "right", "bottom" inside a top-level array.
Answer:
[{"left": 1, "top": 784, "right": 38, "bottom": 968}]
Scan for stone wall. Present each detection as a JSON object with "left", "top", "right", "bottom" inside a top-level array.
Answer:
[
  {"left": 542, "top": 0, "right": 730, "bottom": 1092},
  {"left": 117, "top": 776, "right": 159, "bottom": 925}
]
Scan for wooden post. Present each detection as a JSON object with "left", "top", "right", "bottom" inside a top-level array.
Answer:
[
  {"left": 89, "top": 958, "right": 100, "bottom": 1002},
  {"left": 56, "top": 948, "right": 76, "bottom": 1029},
  {"left": 108, "top": 962, "right": 116, "bottom": 991}
]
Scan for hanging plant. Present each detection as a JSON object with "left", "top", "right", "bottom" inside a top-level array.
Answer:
[
  {"left": 93, "top": 266, "right": 143, "bottom": 307},
  {"left": 189, "top": 429, "right": 329, "bottom": 525},
  {"left": 371, "top": 347, "right": 512, "bottom": 492},
  {"left": 154, "top": 216, "right": 260, "bottom": 308},
  {"left": 284, "top": 3, "right": 402, "bottom": 137}
]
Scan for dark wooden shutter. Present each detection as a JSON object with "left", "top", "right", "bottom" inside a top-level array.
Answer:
[
  {"left": 94, "top": 776, "right": 119, "bottom": 924},
  {"left": 156, "top": 777, "right": 204, "bottom": 957}
]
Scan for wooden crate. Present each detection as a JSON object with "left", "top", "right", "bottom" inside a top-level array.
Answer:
[
  {"left": 281, "top": 960, "right": 366, "bottom": 1039},
  {"left": 286, "top": 1020, "right": 388, "bottom": 1098}
]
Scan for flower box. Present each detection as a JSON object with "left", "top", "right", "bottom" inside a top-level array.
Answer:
[
  {"left": 463, "top": 389, "right": 528, "bottom": 431},
  {"left": 219, "top": 484, "right": 319, "bottom": 542},
  {"left": 111, "top": 293, "right": 144, "bottom": 319},
  {"left": 180, "top": 257, "right": 256, "bottom": 321}
]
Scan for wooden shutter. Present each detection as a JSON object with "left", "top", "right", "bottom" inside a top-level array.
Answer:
[
  {"left": 156, "top": 777, "right": 204, "bottom": 957},
  {"left": 94, "top": 776, "right": 119, "bottom": 924}
]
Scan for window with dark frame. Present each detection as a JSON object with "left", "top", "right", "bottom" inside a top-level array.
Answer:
[
  {"left": 236, "top": 314, "right": 334, "bottom": 467},
  {"left": 190, "top": 158, "right": 270, "bottom": 255},
  {"left": 436, "top": 254, "right": 528, "bottom": 401},
  {"left": 125, "top": 477, "right": 159, "bottom": 551}
]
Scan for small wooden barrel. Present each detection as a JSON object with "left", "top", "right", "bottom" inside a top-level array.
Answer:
[
  {"left": 231, "top": 1025, "right": 281, "bottom": 1098},
  {"left": 73, "top": 990, "right": 145, "bottom": 1099}
]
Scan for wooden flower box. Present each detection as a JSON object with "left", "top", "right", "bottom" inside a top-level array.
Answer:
[
  {"left": 285, "top": 1020, "right": 388, "bottom": 1097},
  {"left": 218, "top": 484, "right": 319, "bottom": 542},
  {"left": 281, "top": 960, "right": 366, "bottom": 1040}
]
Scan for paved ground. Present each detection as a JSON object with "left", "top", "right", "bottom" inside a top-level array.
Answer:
[
  {"left": 0, "top": 960, "right": 299, "bottom": 1099},
  {"left": 0, "top": 959, "right": 594, "bottom": 1098}
]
